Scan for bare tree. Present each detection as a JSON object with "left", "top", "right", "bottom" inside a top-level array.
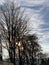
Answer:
[
  {"left": 0, "top": 0, "right": 31, "bottom": 64},
  {"left": 0, "top": 1, "right": 42, "bottom": 65}
]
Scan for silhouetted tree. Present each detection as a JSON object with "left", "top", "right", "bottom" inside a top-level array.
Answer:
[
  {"left": 0, "top": 0, "right": 31, "bottom": 65},
  {"left": 0, "top": 1, "right": 42, "bottom": 65},
  {"left": 27, "top": 34, "right": 41, "bottom": 65}
]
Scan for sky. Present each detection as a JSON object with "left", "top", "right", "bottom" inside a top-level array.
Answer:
[
  {"left": 0, "top": 0, "right": 49, "bottom": 57},
  {"left": 20, "top": 0, "right": 49, "bottom": 54}
]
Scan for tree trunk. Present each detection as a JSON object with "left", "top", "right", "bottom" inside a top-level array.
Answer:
[{"left": 18, "top": 46, "right": 22, "bottom": 65}]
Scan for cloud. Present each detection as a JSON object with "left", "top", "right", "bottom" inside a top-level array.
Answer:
[
  {"left": 21, "top": 0, "right": 45, "bottom": 6},
  {"left": 20, "top": 0, "right": 49, "bottom": 54},
  {"left": 0, "top": 0, "right": 4, "bottom": 4},
  {"left": 41, "top": 43, "right": 49, "bottom": 53}
]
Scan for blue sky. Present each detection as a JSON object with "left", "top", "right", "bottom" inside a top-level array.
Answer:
[{"left": 0, "top": 0, "right": 49, "bottom": 54}]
